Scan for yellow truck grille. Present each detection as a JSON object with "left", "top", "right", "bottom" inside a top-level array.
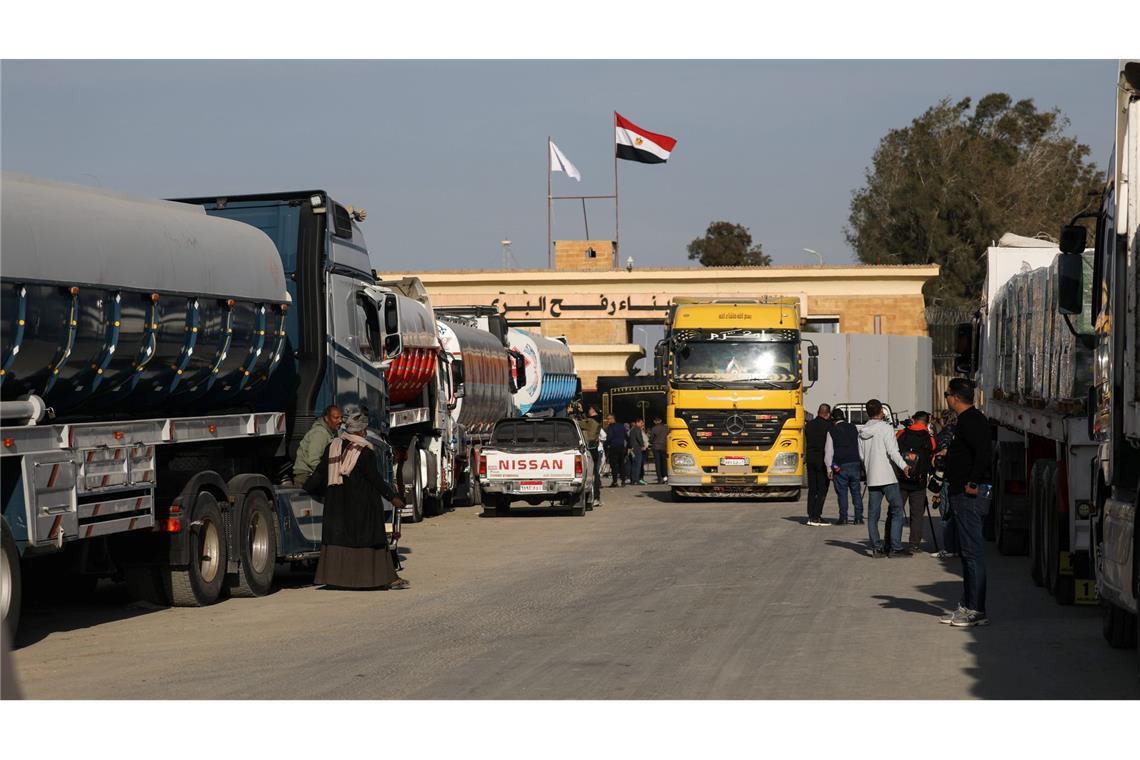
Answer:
[{"left": 676, "top": 409, "right": 794, "bottom": 451}]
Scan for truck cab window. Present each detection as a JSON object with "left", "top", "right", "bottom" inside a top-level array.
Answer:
[{"left": 355, "top": 295, "right": 382, "bottom": 360}]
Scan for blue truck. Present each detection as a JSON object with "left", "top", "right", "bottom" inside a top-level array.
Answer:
[{"left": 0, "top": 174, "right": 412, "bottom": 635}]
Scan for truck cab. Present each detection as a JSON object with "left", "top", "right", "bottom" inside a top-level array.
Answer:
[{"left": 664, "top": 298, "right": 817, "bottom": 500}]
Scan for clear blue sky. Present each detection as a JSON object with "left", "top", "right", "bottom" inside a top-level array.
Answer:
[{"left": 1, "top": 60, "right": 1117, "bottom": 271}]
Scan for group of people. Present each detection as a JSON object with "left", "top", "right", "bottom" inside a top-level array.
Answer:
[
  {"left": 571, "top": 405, "right": 670, "bottom": 497},
  {"left": 804, "top": 378, "right": 993, "bottom": 627}
]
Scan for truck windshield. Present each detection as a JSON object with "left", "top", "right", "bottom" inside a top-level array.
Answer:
[
  {"left": 673, "top": 341, "right": 800, "bottom": 387},
  {"left": 492, "top": 420, "right": 580, "bottom": 447}
]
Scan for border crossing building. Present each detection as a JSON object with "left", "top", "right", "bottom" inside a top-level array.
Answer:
[{"left": 388, "top": 240, "right": 940, "bottom": 394}]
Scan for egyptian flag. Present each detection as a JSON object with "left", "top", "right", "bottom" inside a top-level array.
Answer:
[{"left": 615, "top": 112, "right": 677, "bottom": 164}]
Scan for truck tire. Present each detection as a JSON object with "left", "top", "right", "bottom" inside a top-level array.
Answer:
[
  {"left": 422, "top": 447, "right": 445, "bottom": 517},
  {"left": 1029, "top": 461, "right": 1049, "bottom": 587},
  {"left": 571, "top": 488, "right": 587, "bottom": 516},
  {"left": 995, "top": 452, "right": 1029, "bottom": 556},
  {"left": 1, "top": 520, "right": 22, "bottom": 639},
  {"left": 1102, "top": 602, "right": 1138, "bottom": 649},
  {"left": 402, "top": 446, "right": 425, "bottom": 524},
  {"left": 230, "top": 491, "right": 277, "bottom": 598},
  {"left": 169, "top": 492, "right": 228, "bottom": 607},
  {"left": 1044, "top": 466, "right": 1074, "bottom": 605}
]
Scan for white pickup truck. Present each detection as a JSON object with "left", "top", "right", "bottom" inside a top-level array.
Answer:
[{"left": 478, "top": 418, "right": 595, "bottom": 516}]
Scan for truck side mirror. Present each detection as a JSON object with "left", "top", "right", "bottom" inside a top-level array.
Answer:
[
  {"left": 383, "top": 294, "right": 402, "bottom": 359},
  {"left": 452, "top": 359, "right": 466, "bottom": 399},
  {"left": 510, "top": 350, "right": 527, "bottom": 393},
  {"left": 1059, "top": 225, "right": 1087, "bottom": 255},
  {"left": 1056, "top": 253, "right": 1085, "bottom": 316},
  {"left": 953, "top": 323, "right": 975, "bottom": 375},
  {"left": 807, "top": 356, "right": 818, "bottom": 383}
]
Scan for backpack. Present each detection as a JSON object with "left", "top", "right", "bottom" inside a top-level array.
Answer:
[{"left": 897, "top": 428, "right": 933, "bottom": 489}]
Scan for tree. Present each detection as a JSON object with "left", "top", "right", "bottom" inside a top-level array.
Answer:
[
  {"left": 846, "top": 94, "right": 1104, "bottom": 307},
  {"left": 687, "top": 221, "right": 772, "bottom": 267}
]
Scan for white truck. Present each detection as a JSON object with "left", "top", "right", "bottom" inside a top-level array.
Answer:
[
  {"left": 964, "top": 233, "right": 1097, "bottom": 607},
  {"left": 1054, "top": 60, "right": 1139, "bottom": 659},
  {"left": 478, "top": 417, "right": 595, "bottom": 516}
]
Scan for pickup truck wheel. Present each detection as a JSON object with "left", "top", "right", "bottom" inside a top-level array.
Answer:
[
  {"left": 571, "top": 488, "right": 587, "bottom": 516},
  {"left": 1, "top": 520, "right": 22, "bottom": 639},
  {"left": 231, "top": 492, "right": 277, "bottom": 598},
  {"left": 169, "top": 492, "right": 228, "bottom": 607}
]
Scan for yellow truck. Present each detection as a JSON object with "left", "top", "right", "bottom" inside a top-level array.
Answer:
[{"left": 664, "top": 298, "right": 818, "bottom": 500}]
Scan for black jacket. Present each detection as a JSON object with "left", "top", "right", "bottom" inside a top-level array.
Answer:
[
  {"left": 805, "top": 416, "right": 832, "bottom": 465},
  {"left": 304, "top": 446, "right": 400, "bottom": 548},
  {"left": 944, "top": 406, "right": 992, "bottom": 494}
]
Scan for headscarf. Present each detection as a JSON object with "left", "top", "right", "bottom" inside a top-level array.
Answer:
[{"left": 327, "top": 405, "right": 373, "bottom": 486}]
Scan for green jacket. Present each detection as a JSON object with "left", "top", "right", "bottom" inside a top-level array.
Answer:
[
  {"left": 577, "top": 416, "right": 601, "bottom": 446},
  {"left": 294, "top": 419, "right": 337, "bottom": 483}
]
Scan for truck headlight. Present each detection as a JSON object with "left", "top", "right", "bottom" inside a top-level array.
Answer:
[
  {"left": 771, "top": 452, "right": 799, "bottom": 473},
  {"left": 671, "top": 453, "right": 697, "bottom": 473}
]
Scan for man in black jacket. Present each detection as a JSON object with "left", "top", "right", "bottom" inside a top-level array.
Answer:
[
  {"left": 941, "top": 379, "right": 993, "bottom": 627},
  {"left": 804, "top": 403, "right": 833, "bottom": 526}
]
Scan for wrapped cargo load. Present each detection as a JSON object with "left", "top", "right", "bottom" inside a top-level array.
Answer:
[
  {"left": 1048, "top": 252, "right": 1095, "bottom": 406},
  {"left": 507, "top": 328, "right": 577, "bottom": 416},
  {"left": 437, "top": 319, "right": 512, "bottom": 435},
  {"left": 0, "top": 173, "right": 290, "bottom": 418},
  {"left": 1026, "top": 266, "right": 1050, "bottom": 405},
  {"left": 384, "top": 295, "right": 439, "bottom": 404}
]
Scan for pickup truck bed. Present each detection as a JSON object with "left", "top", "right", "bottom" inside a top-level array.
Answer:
[{"left": 479, "top": 418, "right": 594, "bottom": 516}]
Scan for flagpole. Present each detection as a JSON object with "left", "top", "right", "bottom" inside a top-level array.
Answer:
[
  {"left": 613, "top": 112, "right": 620, "bottom": 263},
  {"left": 547, "top": 135, "right": 553, "bottom": 270}
]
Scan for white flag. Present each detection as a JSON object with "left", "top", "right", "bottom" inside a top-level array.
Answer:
[{"left": 549, "top": 140, "right": 581, "bottom": 182}]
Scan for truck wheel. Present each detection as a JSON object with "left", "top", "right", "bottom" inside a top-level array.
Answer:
[
  {"left": 169, "top": 492, "right": 228, "bottom": 607},
  {"left": 231, "top": 492, "right": 277, "bottom": 598},
  {"left": 1044, "top": 467, "right": 1075, "bottom": 605},
  {"left": 1102, "top": 602, "right": 1138, "bottom": 649},
  {"left": 1029, "top": 461, "right": 1048, "bottom": 587},
  {"left": 403, "top": 447, "right": 425, "bottom": 523},
  {"left": 1, "top": 520, "right": 22, "bottom": 639},
  {"left": 571, "top": 488, "right": 587, "bottom": 516}
]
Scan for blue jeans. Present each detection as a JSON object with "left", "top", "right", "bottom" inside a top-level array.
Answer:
[
  {"left": 832, "top": 462, "right": 863, "bottom": 520},
  {"left": 951, "top": 490, "right": 991, "bottom": 613},
  {"left": 630, "top": 448, "right": 645, "bottom": 483},
  {"left": 866, "top": 482, "right": 905, "bottom": 551},
  {"left": 937, "top": 484, "right": 960, "bottom": 554},
  {"left": 653, "top": 449, "right": 667, "bottom": 483}
]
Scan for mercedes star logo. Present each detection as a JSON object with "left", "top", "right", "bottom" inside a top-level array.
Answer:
[{"left": 724, "top": 414, "right": 746, "bottom": 436}]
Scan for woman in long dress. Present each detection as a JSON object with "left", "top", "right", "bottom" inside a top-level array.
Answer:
[{"left": 304, "top": 405, "right": 409, "bottom": 590}]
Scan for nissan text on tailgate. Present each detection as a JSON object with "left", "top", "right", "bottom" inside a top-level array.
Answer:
[{"left": 479, "top": 418, "right": 595, "bottom": 516}]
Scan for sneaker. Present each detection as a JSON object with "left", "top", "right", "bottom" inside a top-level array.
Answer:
[
  {"left": 663, "top": 477, "right": 668, "bottom": 483},
  {"left": 806, "top": 519, "right": 820, "bottom": 526},
  {"left": 387, "top": 577, "right": 410, "bottom": 591},
  {"left": 939, "top": 605, "right": 967, "bottom": 624},
  {"left": 853, "top": 518, "right": 865, "bottom": 525},
  {"left": 888, "top": 547, "right": 914, "bottom": 558},
  {"left": 835, "top": 518, "right": 850, "bottom": 526},
  {"left": 949, "top": 609, "right": 989, "bottom": 627},
  {"left": 637, "top": 480, "right": 647, "bottom": 485},
  {"left": 869, "top": 546, "right": 888, "bottom": 558},
  {"left": 932, "top": 550, "right": 958, "bottom": 559}
]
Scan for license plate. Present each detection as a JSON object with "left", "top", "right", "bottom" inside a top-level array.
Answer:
[
  {"left": 517, "top": 481, "right": 544, "bottom": 493},
  {"left": 720, "top": 456, "right": 749, "bottom": 466}
]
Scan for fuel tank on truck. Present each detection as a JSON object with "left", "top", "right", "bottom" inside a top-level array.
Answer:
[
  {"left": 0, "top": 173, "right": 291, "bottom": 420},
  {"left": 437, "top": 318, "right": 512, "bottom": 435},
  {"left": 507, "top": 328, "right": 577, "bottom": 416},
  {"left": 384, "top": 294, "right": 440, "bottom": 405}
]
